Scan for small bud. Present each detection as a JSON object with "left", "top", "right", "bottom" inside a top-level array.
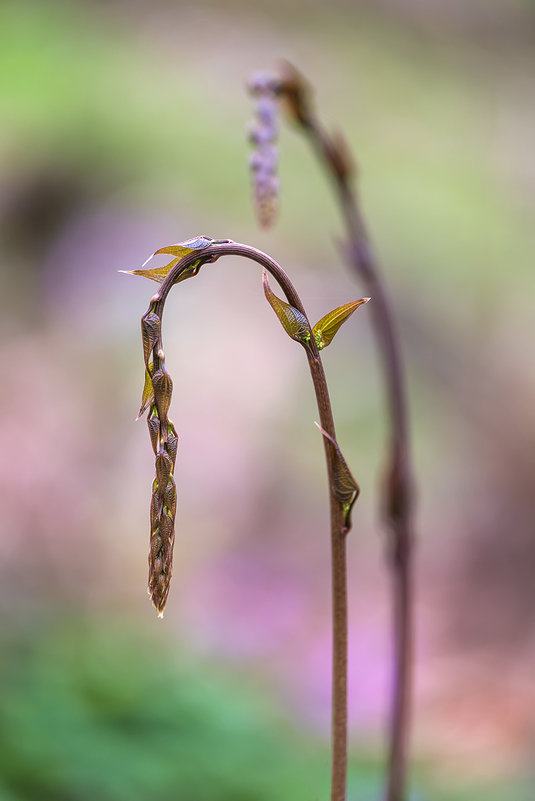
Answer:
[
  {"left": 152, "top": 368, "right": 173, "bottom": 427},
  {"left": 159, "top": 510, "right": 174, "bottom": 545},
  {"left": 150, "top": 489, "right": 162, "bottom": 531},
  {"left": 164, "top": 477, "right": 177, "bottom": 517},
  {"left": 147, "top": 414, "right": 160, "bottom": 454},
  {"left": 155, "top": 450, "right": 172, "bottom": 491},
  {"left": 150, "top": 534, "right": 162, "bottom": 557},
  {"left": 141, "top": 312, "right": 161, "bottom": 367},
  {"left": 167, "top": 423, "right": 179, "bottom": 467}
]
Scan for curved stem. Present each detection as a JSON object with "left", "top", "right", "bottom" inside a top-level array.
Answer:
[{"left": 154, "top": 242, "right": 349, "bottom": 801}]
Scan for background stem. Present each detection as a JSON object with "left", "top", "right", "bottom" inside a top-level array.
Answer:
[
  {"left": 275, "top": 72, "right": 415, "bottom": 801},
  {"left": 155, "top": 242, "right": 350, "bottom": 801}
]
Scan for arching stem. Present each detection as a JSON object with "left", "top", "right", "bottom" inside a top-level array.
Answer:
[{"left": 154, "top": 242, "right": 350, "bottom": 801}]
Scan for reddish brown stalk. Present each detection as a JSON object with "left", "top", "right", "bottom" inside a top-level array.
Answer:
[
  {"left": 152, "top": 242, "right": 351, "bottom": 801},
  {"left": 273, "top": 66, "right": 415, "bottom": 801}
]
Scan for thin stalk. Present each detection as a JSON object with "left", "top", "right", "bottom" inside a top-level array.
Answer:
[
  {"left": 153, "top": 242, "right": 350, "bottom": 801},
  {"left": 275, "top": 74, "right": 415, "bottom": 801}
]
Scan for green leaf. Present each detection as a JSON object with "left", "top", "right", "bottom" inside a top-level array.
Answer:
[
  {"left": 121, "top": 256, "right": 180, "bottom": 284},
  {"left": 153, "top": 235, "right": 214, "bottom": 258},
  {"left": 120, "top": 235, "right": 219, "bottom": 283},
  {"left": 313, "top": 298, "right": 369, "bottom": 350},
  {"left": 315, "top": 422, "right": 360, "bottom": 534},
  {"left": 262, "top": 271, "right": 311, "bottom": 348},
  {"left": 137, "top": 361, "right": 154, "bottom": 420}
]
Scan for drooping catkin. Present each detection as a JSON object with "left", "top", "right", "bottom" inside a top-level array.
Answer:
[
  {"left": 140, "top": 306, "right": 179, "bottom": 617},
  {"left": 247, "top": 72, "right": 280, "bottom": 229}
]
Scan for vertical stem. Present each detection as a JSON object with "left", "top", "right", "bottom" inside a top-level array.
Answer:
[
  {"left": 308, "top": 355, "right": 348, "bottom": 801},
  {"left": 272, "top": 73, "right": 415, "bottom": 801}
]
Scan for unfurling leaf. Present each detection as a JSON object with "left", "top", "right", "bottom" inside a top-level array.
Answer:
[
  {"left": 120, "top": 235, "right": 219, "bottom": 284},
  {"left": 152, "top": 236, "right": 214, "bottom": 258},
  {"left": 313, "top": 298, "right": 369, "bottom": 350},
  {"left": 315, "top": 422, "right": 360, "bottom": 534},
  {"left": 142, "top": 312, "right": 161, "bottom": 366},
  {"left": 262, "top": 271, "right": 311, "bottom": 348},
  {"left": 137, "top": 362, "right": 154, "bottom": 420},
  {"left": 121, "top": 257, "right": 204, "bottom": 285},
  {"left": 122, "top": 256, "right": 180, "bottom": 284}
]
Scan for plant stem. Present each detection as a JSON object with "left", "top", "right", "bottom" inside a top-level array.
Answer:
[
  {"left": 154, "top": 242, "right": 350, "bottom": 801},
  {"left": 277, "top": 77, "right": 415, "bottom": 801}
]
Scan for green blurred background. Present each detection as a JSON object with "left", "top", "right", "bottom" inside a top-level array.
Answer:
[{"left": 1, "top": 0, "right": 534, "bottom": 798}]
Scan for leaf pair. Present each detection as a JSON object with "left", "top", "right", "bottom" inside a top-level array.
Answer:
[{"left": 262, "top": 271, "right": 369, "bottom": 352}]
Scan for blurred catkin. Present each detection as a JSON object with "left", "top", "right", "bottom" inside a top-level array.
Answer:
[{"left": 247, "top": 72, "right": 280, "bottom": 228}]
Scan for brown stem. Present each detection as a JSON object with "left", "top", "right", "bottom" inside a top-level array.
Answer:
[
  {"left": 276, "top": 74, "right": 415, "bottom": 801},
  {"left": 154, "top": 242, "right": 350, "bottom": 801}
]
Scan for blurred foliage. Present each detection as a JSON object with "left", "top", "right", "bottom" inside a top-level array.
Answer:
[
  {"left": 0, "top": 620, "right": 530, "bottom": 801},
  {"left": 0, "top": 621, "right": 324, "bottom": 801},
  {"left": 0, "top": 620, "right": 388, "bottom": 801}
]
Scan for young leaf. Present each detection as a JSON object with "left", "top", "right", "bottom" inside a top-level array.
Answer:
[
  {"left": 121, "top": 256, "right": 180, "bottom": 284},
  {"left": 120, "top": 235, "right": 222, "bottom": 283},
  {"left": 152, "top": 235, "right": 214, "bottom": 258},
  {"left": 262, "top": 271, "right": 311, "bottom": 348},
  {"left": 137, "top": 362, "right": 154, "bottom": 420},
  {"left": 313, "top": 298, "right": 370, "bottom": 350},
  {"left": 315, "top": 422, "right": 360, "bottom": 534}
]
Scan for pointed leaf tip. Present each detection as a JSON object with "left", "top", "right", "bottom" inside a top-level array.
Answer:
[
  {"left": 313, "top": 298, "right": 369, "bottom": 350},
  {"left": 153, "top": 236, "right": 213, "bottom": 257},
  {"left": 262, "top": 271, "right": 312, "bottom": 349},
  {"left": 137, "top": 362, "right": 155, "bottom": 420},
  {"left": 314, "top": 422, "right": 360, "bottom": 534}
]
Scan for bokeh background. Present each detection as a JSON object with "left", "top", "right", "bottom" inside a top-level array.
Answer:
[{"left": 1, "top": 1, "right": 534, "bottom": 799}]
